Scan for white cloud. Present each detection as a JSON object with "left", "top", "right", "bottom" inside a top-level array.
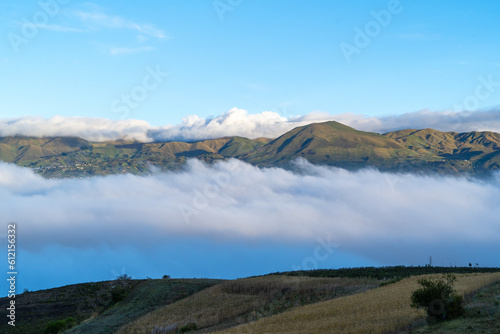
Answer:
[
  {"left": 33, "top": 23, "right": 84, "bottom": 32},
  {"left": 0, "top": 116, "right": 152, "bottom": 142},
  {"left": 1, "top": 108, "right": 500, "bottom": 143},
  {"left": 149, "top": 108, "right": 326, "bottom": 141},
  {"left": 337, "top": 108, "right": 500, "bottom": 134},
  {"left": 1, "top": 160, "right": 499, "bottom": 265},
  {"left": 38, "top": 5, "right": 169, "bottom": 55},
  {"left": 75, "top": 10, "right": 167, "bottom": 40}
]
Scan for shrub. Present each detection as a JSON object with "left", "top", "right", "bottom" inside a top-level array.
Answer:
[
  {"left": 116, "top": 273, "right": 132, "bottom": 280},
  {"left": 179, "top": 322, "right": 198, "bottom": 333},
  {"left": 43, "top": 317, "right": 76, "bottom": 334},
  {"left": 111, "top": 286, "right": 128, "bottom": 303},
  {"left": 411, "top": 274, "right": 464, "bottom": 321},
  {"left": 379, "top": 277, "right": 402, "bottom": 287},
  {"left": 162, "top": 275, "right": 171, "bottom": 279},
  {"left": 64, "top": 317, "right": 76, "bottom": 327}
]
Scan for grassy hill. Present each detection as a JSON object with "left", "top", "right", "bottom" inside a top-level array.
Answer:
[
  {"left": 0, "top": 278, "right": 221, "bottom": 334},
  {"left": 0, "top": 135, "right": 270, "bottom": 177},
  {"left": 117, "top": 275, "right": 379, "bottom": 333},
  {"left": 1, "top": 121, "right": 500, "bottom": 177},
  {"left": 215, "top": 273, "right": 500, "bottom": 334},
  {"left": 243, "top": 121, "right": 415, "bottom": 168},
  {"left": 385, "top": 128, "right": 500, "bottom": 173},
  {"left": 2, "top": 267, "right": 499, "bottom": 333}
]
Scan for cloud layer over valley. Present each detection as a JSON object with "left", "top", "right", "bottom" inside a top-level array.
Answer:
[{"left": 2, "top": 159, "right": 499, "bottom": 268}]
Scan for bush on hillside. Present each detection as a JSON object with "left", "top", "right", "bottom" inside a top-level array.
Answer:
[
  {"left": 43, "top": 317, "right": 76, "bottom": 334},
  {"left": 111, "top": 286, "right": 128, "bottom": 303},
  {"left": 116, "top": 273, "right": 132, "bottom": 280},
  {"left": 179, "top": 322, "right": 198, "bottom": 333},
  {"left": 411, "top": 274, "right": 464, "bottom": 321}
]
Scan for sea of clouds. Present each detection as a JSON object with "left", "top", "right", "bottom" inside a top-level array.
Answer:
[
  {"left": 1, "top": 108, "right": 500, "bottom": 142},
  {"left": 2, "top": 159, "right": 499, "bottom": 266}
]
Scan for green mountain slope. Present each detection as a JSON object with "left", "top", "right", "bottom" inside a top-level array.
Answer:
[
  {"left": 0, "top": 136, "right": 93, "bottom": 163},
  {"left": 243, "top": 121, "right": 421, "bottom": 168},
  {"left": 1, "top": 121, "right": 500, "bottom": 177},
  {"left": 385, "top": 128, "right": 500, "bottom": 173}
]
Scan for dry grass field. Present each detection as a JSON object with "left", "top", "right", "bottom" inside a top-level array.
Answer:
[
  {"left": 214, "top": 272, "right": 500, "bottom": 334},
  {"left": 117, "top": 275, "right": 379, "bottom": 333}
]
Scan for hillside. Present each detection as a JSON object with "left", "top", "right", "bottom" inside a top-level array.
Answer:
[
  {"left": 0, "top": 278, "right": 221, "bottom": 334},
  {"left": 2, "top": 267, "right": 499, "bottom": 334},
  {"left": 385, "top": 128, "right": 500, "bottom": 172},
  {"left": 0, "top": 135, "right": 269, "bottom": 177},
  {"left": 116, "top": 275, "right": 379, "bottom": 333},
  {"left": 1, "top": 121, "right": 500, "bottom": 177},
  {"left": 215, "top": 273, "right": 500, "bottom": 334},
  {"left": 243, "top": 121, "right": 413, "bottom": 167}
]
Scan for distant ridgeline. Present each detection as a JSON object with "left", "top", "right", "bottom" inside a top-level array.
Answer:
[
  {"left": 269, "top": 265, "right": 500, "bottom": 280},
  {"left": 1, "top": 121, "right": 500, "bottom": 177}
]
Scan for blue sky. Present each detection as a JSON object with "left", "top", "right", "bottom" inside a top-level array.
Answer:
[{"left": 1, "top": 0, "right": 500, "bottom": 126}]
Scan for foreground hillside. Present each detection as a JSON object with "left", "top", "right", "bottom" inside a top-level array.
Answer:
[
  {"left": 2, "top": 267, "right": 499, "bottom": 333},
  {"left": 117, "top": 275, "right": 379, "bottom": 333},
  {"left": 215, "top": 273, "right": 500, "bottom": 334},
  {"left": 0, "top": 278, "right": 222, "bottom": 334},
  {"left": 1, "top": 121, "right": 500, "bottom": 177}
]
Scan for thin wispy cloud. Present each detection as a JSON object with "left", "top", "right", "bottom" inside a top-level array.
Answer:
[
  {"left": 32, "top": 4, "right": 169, "bottom": 55},
  {"left": 33, "top": 23, "right": 84, "bottom": 32},
  {"left": 75, "top": 10, "right": 168, "bottom": 40}
]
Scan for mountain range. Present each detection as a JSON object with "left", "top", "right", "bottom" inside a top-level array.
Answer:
[{"left": 1, "top": 120, "right": 500, "bottom": 177}]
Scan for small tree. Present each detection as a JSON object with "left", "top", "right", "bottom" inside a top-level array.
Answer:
[
  {"left": 411, "top": 274, "right": 464, "bottom": 322},
  {"left": 116, "top": 273, "right": 132, "bottom": 281},
  {"left": 43, "top": 317, "right": 76, "bottom": 334}
]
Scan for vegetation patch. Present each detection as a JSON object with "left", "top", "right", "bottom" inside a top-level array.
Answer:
[
  {"left": 117, "top": 276, "right": 379, "bottom": 333},
  {"left": 214, "top": 273, "right": 500, "bottom": 334},
  {"left": 43, "top": 317, "right": 76, "bottom": 334},
  {"left": 407, "top": 279, "right": 500, "bottom": 333},
  {"left": 411, "top": 274, "right": 464, "bottom": 322},
  {"left": 272, "top": 265, "right": 500, "bottom": 280}
]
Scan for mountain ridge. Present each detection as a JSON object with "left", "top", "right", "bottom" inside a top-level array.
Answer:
[{"left": 1, "top": 121, "right": 499, "bottom": 177}]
